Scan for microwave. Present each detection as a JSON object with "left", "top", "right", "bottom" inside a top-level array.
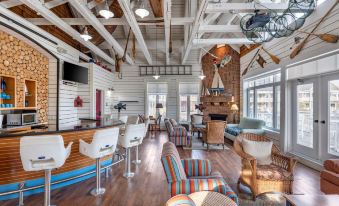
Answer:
[{"left": 7, "top": 113, "right": 37, "bottom": 126}]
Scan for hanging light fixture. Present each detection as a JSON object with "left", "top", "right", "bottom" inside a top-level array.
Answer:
[
  {"left": 199, "top": 70, "right": 206, "bottom": 80},
  {"left": 99, "top": 0, "right": 114, "bottom": 19},
  {"left": 80, "top": 27, "right": 92, "bottom": 41},
  {"left": 134, "top": 0, "right": 149, "bottom": 19},
  {"left": 153, "top": 72, "right": 160, "bottom": 80},
  {"left": 153, "top": 26, "right": 160, "bottom": 80}
]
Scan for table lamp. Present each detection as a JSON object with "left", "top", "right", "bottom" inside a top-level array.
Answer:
[{"left": 230, "top": 103, "right": 239, "bottom": 123}]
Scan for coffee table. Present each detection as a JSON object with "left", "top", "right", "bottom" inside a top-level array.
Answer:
[
  {"left": 284, "top": 194, "right": 339, "bottom": 206},
  {"left": 166, "top": 191, "right": 237, "bottom": 206}
]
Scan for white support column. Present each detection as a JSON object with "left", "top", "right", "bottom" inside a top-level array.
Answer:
[
  {"left": 163, "top": 0, "right": 171, "bottom": 64},
  {"left": 117, "top": 0, "right": 152, "bottom": 64},
  {"left": 182, "top": 0, "right": 208, "bottom": 64},
  {"left": 68, "top": 0, "right": 134, "bottom": 64},
  {"left": 18, "top": 0, "right": 115, "bottom": 65}
]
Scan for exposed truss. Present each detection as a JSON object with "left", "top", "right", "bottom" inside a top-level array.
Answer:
[{"left": 18, "top": 0, "right": 115, "bottom": 65}]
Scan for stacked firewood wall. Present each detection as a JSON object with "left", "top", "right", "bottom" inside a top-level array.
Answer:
[{"left": 0, "top": 31, "right": 49, "bottom": 123}]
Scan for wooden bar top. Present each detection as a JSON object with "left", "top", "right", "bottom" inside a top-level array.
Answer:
[
  {"left": 0, "top": 118, "right": 123, "bottom": 137},
  {"left": 0, "top": 119, "right": 124, "bottom": 185}
]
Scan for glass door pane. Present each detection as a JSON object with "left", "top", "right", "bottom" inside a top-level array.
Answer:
[
  {"left": 328, "top": 80, "right": 339, "bottom": 156},
  {"left": 148, "top": 95, "right": 157, "bottom": 117},
  {"left": 179, "top": 95, "right": 188, "bottom": 121},
  {"left": 158, "top": 95, "right": 167, "bottom": 118},
  {"left": 255, "top": 87, "right": 273, "bottom": 127},
  {"left": 296, "top": 83, "right": 314, "bottom": 148},
  {"left": 190, "top": 95, "right": 198, "bottom": 115}
]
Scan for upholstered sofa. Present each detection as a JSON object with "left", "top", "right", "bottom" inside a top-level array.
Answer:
[
  {"left": 225, "top": 117, "right": 265, "bottom": 141},
  {"left": 161, "top": 142, "right": 238, "bottom": 204},
  {"left": 320, "top": 159, "right": 339, "bottom": 194},
  {"left": 164, "top": 118, "right": 191, "bottom": 147}
]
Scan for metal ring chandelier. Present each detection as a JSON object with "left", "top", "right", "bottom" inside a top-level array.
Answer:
[{"left": 240, "top": 0, "right": 316, "bottom": 43}]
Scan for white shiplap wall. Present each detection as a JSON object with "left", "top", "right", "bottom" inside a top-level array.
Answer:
[
  {"left": 58, "top": 63, "right": 116, "bottom": 129},
  {"left": 110, "top": 53, "right": 202, "bottom": 120}
]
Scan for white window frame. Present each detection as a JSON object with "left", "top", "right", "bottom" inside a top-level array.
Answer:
[
  {"left": 244, "top": 71, "right": 281, "bottom": 131},
  {"left": 178, "top": 82, "right": 200, "bottom": 122}
]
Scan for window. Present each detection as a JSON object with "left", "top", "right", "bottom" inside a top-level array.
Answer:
[
  {"left": 147, "top": 83, "right": 168, "bottom": 118},
  {"left": 245, "top": 72, "right": 281, "bottom": 130},
  {"left": 179, "top": 83, "right": 200, "bottom": 121}
]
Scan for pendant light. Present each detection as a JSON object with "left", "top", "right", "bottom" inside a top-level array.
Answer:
[
  {"left": 199, "top": 70, "right": 206, "bottom": 80},
  {"left": 99, "top": 0, "right": 114, "bottom": 19},
  {"left": 153, "top": 28, "right": 160, "bottom": 80},
  {"left": 134, "top": 0, "right": 149, "bottom": 19},
  {"left": 80, "top": 27, "right": 92, "bottom": 41}
]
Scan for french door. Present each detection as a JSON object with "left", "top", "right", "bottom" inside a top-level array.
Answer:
[
  {"left": 292, "top": 73, "right": 339, "bottom": 160},
  {"left": 292, "top": 78, "right": 319, "bottom": 159}
]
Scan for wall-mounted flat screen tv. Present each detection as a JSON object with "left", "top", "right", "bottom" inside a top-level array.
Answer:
[{"left": 63, "top": 62, "right": 88, "bottom": 84}]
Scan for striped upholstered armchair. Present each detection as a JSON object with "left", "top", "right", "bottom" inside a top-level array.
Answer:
[
  {"left": 161, "top": 142, "right": 238, "bottom": 204},
  {"left": 164, "top": 118, "right": 191, "bottom": 147}
]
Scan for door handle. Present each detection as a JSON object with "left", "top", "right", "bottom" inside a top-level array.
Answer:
[
  {"left": 321, "top": 120, "right": 326, "bottom": 124},
  {"left": 314, "top": 120, "right": 319, "bottom": 123}
]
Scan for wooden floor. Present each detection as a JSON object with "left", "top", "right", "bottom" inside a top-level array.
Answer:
[{"left": 1, "top": 132, "right": 321, "bottom": 206}]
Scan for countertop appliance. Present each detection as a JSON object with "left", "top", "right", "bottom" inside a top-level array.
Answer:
[{"left": 7, "top": 113, "right": 37, "bottom": 126}]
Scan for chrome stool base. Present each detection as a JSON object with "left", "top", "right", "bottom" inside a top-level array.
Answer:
[
  {"left": 90, "top": 188, "right": 106, "bottom": 196},
  {"left": 123, "top": 172, "right": 135, "bottom": 178},
  {"left": 132, "top": 145, "right": 141, "bottom": 165}
]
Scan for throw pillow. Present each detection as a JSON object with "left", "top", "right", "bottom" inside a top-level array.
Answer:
[
  {"left": 242, "top": 138, "right": 273, "bottom": 165},
  {"left": 192, "top": 115, "right": 203, "bottom": 125}
]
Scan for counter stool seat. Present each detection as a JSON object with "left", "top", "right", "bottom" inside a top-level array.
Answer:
[
  {"left": 118, "top": 123, "right": 145, "bottom": 178},
  {"left": 79, "top": 127, "right": 119, "bottom": 196},
  {"left": 20, "top": 135, "right": 73, "bottom": 206}
]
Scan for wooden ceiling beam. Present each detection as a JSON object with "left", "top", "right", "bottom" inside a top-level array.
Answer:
[
  {"left": 182, "top": 0, "right": 208, "bottom": 64},
  {"left": 44, "top": 0, "right": 67, "bottom": 9},
  {"left": 0, "top": 0, "right": 22, "bottom": 8},
  {"left": 19, "top": 0, "right": 115, "bottom": 65},
  {"left": 193, "top": 38, "right": 255, "bottom": 46},
  {"left": 68, "top": 0, "right": 133, "bottom": 64},
  {"left": 26, "top": 17, "right": 193, "bottom": 26},
  {"left": 117, "top": 0, "right": 152, "bottom": 64},
  {"left": 199, "top": 25, "right": 242, "bottom": 33},
  {"left": 206, "top": 3, "right": 291, "bottom": 13}
]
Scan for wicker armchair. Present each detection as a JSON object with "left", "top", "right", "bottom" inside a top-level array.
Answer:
[
  {"left": 234, "top": 133, "right": 297, "bottom": 200},
  {"left": 202, "top": 121, "right": 227, "bottom": 150}
]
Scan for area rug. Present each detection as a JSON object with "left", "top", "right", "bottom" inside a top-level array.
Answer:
[{"left": 183, "top": 134, "right": 229, "bottom": 150}]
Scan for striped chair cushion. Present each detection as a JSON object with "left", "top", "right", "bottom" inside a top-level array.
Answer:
[
  {"left": 170, "top": 179, "right": 239, "bottom": 205},
  {"left": 161, "top": 142, "right": 187, "bottom": 183},
  {"left": 166, "top": 194, "right": 196, "bottom": 206},
  {"left": 181, "top": 159, "right": 212, "bottom": 177}
]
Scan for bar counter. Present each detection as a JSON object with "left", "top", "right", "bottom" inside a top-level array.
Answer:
[{"left": 0, "top": 119, "right": 124, "bottom": 200}]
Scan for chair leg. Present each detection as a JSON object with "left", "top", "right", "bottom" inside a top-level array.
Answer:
[
  {"left": 123, "top": 147, "right": 134, "bottom": 178},
  {"left": 90, "top": 158, "right": 105, "bottom": 196},
  {"left": 223, "top": 144, "right": 225, "bottom": 150},
  {"left": 207, "top": 143, "right": 209, "bottom": 151},
  {"left": 132, "top": 145, "right": 141, "bottom": 165},
  {"left": 44, "top": 169, "right": 52, "bottom": 206}
]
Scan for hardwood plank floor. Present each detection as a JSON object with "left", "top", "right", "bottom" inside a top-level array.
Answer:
[{"left": 0, "top": 132, "right": 322, "bottom": 206}]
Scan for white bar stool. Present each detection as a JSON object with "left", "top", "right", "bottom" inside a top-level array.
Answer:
[
  {"left": 79, "top": 127, "right": 119, "bottom": 196},
  {"left": 132, "top": 119, "right": 149, "bottom": 165},
  {"left": 118, "top": 123, "right": 145, "bottom": 178},
  {"left": 20, "top": 135, "right": 73, "bottom": 206}
]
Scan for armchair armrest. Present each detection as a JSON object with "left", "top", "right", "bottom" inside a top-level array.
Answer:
[
  {"left": 181, "top": 159, "right": 212, "bottom": 177},
  {"left": 272, "top": 152, "right": 297, "bottom": 172},
  {"left": 170, "top": 179, "right": 238, "bottom": 204},
  {"left": 241, "top": 129, "right": 265, "bottom": 135},
  {"left": 227, "top": 124, "right": 239, "bottom": 128},
  {"left": 65, "top": 142, "right": 73, "bottom": 159},
  {"left": 170, "top": 126, "right": 188, "bottom": 137}
]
